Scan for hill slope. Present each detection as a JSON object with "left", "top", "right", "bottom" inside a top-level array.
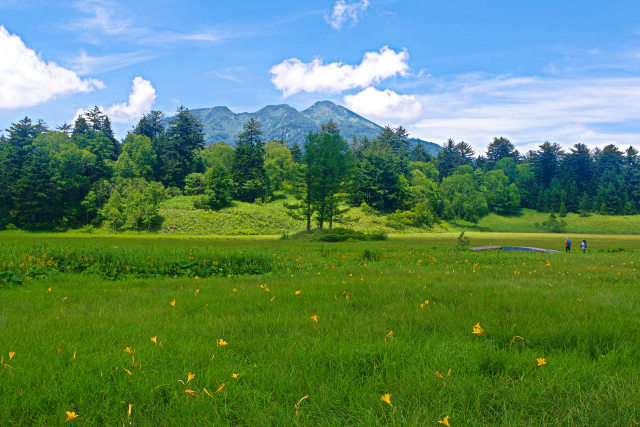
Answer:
[{"left": 183, "top": 100, "right": 441, "bottom": 154}]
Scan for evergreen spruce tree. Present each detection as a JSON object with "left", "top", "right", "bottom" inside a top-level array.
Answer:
[{"left": 231, "top": 118, "right": 268, "bottom": 202}]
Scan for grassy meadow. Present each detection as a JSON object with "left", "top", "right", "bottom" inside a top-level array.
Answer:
[{"left": 1, "top": 233, "right": 639, "bottom": 425}]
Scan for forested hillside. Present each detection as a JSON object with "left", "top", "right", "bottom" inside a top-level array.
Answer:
[
  {"left": 179, "top": 100, "right": 441, "bottom": 154},
  {"left": 1, "top": 106, "right": 638, "bottom": 233}
]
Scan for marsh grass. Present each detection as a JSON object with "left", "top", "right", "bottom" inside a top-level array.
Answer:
[{"left": 1, "top": 233, "right": 639, "bottom": 425}]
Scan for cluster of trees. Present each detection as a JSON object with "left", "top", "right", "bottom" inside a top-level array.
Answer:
[{"left": 1, "top": 106, "right": 639, "bottom": 231}]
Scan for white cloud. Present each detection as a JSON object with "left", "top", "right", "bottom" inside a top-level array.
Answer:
[
  {"left": 344, "top": 87, "right": 422, "bottom": 123},
  {"left": 270, "top": 46, "right": 409, "bottom": 97},
  {"left": 406, "top": 74, "right": 640, "bottom": 152},
  {"left": 0, "top": 26, "right": 104, "bottom": 109},
  {"left": 71, "top": 1, "right": 231, "bottom": 46},
  {"left": 325, "top": 0, "right": 370, "bottom": 29},
  {"left": 72, "top": 1, "right": 130, "bottom": 35},
  {"left": 103, "top": 77, "right": 156, "bottom": 123},
  {"left": 69, "top": 50, "right": 157, "bottom": 75}
]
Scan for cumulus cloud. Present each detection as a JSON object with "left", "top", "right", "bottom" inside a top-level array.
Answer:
[
  {"left": 407, "top": 74, "right": 640, "bottom": 151},
  {"left": 0, "top": 26, "right": 104, "bottom": 109},
  {"left": 344, "top": 87, "right": 422, "bottom": 122},
  {"left": 103, "top": 77, "right": 156, "bottom": 123},
  {"left": 270, "top": 46, "right": 409, "bottom": 97},
  {"left": 325, "top": 0, "right": 370, "bottom": 29}
]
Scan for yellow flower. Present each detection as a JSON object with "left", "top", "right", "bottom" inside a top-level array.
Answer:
[
  {"left": 170, "top": 299, "right": 176, "bottom": 307},
  {"left": 295, "top": 290, "right": 301, "bottom": 295},
  {"left": 380, "top": 393, "right": 392, "bottom": 406},
  {"left": 8, "top": 351, "right": 15, "bottom": 360},
  {"left": 310, "top": 315, "right": 318, "bottom": 322},
  {"left": 386, "top": 330, "right": 393, "bottom": 338},
  {"left": 435, "top": 371, "right": 444, "bottom": 379},
  {"left": 47, "top": 287, "right": 52, "bottom": 292},
  {"left": 232, "top": 288, "right": 237, "bottom": 292},
  {"left": 65, "top": 411, "right": 78, "bottom": 422},
  {"left": 128, "top": 403, "right": 132, "bottom": 417},
  {"left": 124, "top": 347, "right": 132, "bottom": 354},
  {"left": 184, "top": 389, "right": 197, "bottom": 397},
  {"left": 123, "top": 368, "right": 133, "bottom": 376},
  {"left": 472, "top": 323, "right": 484, "bottom": 335},
  {"left": 537, "top": 358, "right": 546, "bottom": 366},
  {"left": 187, "top": 372, "right": 196, "bottom": 383},
  {"left": 438, "top": 415, "right": 451, "bottom": 426},
  {"left": 232, "top": 373, "right": 239, "bottom": 379},
  {"left": 203, "top": 387, "right": 213, "bottom": 398},
  {"left": 216, "top": 383, "right": 226, "bottom": 393},
  {"left": 195, "top": 289, "right": 200, "bottom": 294},
  {"left": 217, "top": 339, "right": 228, "bottom": 347},
  {"left": 150, "top": 336, "right": 158, "bottom": 344}
]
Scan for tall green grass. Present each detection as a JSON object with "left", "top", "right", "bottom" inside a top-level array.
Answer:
[{"left": 1, "top": 233, "right": 639, "bottom": 424}]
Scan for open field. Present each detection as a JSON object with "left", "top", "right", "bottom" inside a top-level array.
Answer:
[
  {"left": 158, "top": 198, "right": 640, "bottom": 235},
  {"left": 1, "top": 233, "right": 639, "bottom": 425},
  {"left": 475, "top": 209, "right": 640, "bottom": 234}
]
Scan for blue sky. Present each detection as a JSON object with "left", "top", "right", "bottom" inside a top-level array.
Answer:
[{"left": 1, "top": 0, "right": 639, "bottom": 152}]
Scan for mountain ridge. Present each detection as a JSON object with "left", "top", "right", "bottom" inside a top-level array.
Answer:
[{"left": 182, "top": 101, "right": 441, "bottom": 154}]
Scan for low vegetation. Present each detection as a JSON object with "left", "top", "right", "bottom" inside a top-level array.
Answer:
[{"left": 1, "top": 233, "right": 639, "bottom": 424}]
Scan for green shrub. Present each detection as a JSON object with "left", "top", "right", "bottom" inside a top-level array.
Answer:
[{"left": 285, "top": 228, "right": 386, "bottom": 242}]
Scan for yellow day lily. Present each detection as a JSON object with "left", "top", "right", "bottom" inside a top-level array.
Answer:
[
  {"left": 47, "top": 287, "right": 52, "bottom": 292},
  {"left": 435, "top": 371, "right": 445, "bottom": 379},
  {"left": 9, "top": 352, "right": 15, "bottom": 360},
  {"left": 123, "top": 368, "right": 133, "bottom": 376},
  {"left": 65, "top": 411, "right": 78, "bottom": 422},
  {"left": 310, "top": 315, "right": 318, "bottom": 322},
  {"left": 295, "top": 290, "right": 301, "bottom": 295},
  {"left": 537, "top": 358, "right": 547, "bottom": 366},
  {"left": 216, "top": 383, "right": 226, "bottom": 393},
  {"left": 184, "top": 389, "right": 197, "bottom": 397},
  {"left": 203, "top": 387, "right": 213, "bottom": 398},
  {"left": 386, "top": 331, "right": 393, "bottom": 338},
  {"left": 128, "top": 403, "right": 132, "bottom": 417},
  {"left": 295, "top": 394, "right": 310, "bottom": 417},
  {"left": 124, "top": 347, "right": 132, "bottom": 354},
  {"left": 232, "top": 373, "right": 239, "bottom": 379},
  {"left": 150, "top": 336, "right": 158, "bottom": 344},
  {"left": 217, "top": 339, "right": 228, "bottom": 347},
  {"left": 187, "top": 372, "right": 196, "bottom": 383},
  {"left": 170, "top": 299, "right": 176, "bottom": 307},
  {"left": 438, "top": 415, "right": 451, "bottom": 426},
  {"left": 380, "top": 393, "right": 392, "bottom": 406},
  {"left": 472, "top": 323, "right": 484, "bottom": 335}
]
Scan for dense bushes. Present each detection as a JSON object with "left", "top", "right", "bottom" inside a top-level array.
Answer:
[
  {"left": 282, "top": 227, "right": 387, "bottom": 242},
  {"left": 0, "top": 244, "right": 274, "bottom": 287}
]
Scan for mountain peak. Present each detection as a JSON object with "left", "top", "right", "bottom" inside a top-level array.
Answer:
[{"left": 184, "top": 102, "right": 441, "bottom": 154}]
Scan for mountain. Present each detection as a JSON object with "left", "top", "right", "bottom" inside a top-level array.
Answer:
[{"left": 182, "top": 101, "right": 441, "bottom": 154}]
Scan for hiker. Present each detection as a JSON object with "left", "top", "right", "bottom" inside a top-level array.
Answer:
[
  {"left": 565, "top": 237, "right": 570, "bottom": 253},
  {"left": 581, "top": 239, "right": 587, "bottom": 254}
]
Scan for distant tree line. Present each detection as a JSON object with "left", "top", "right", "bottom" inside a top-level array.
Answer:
[{"left": 1, "top": 106, "right": 639, "bottom": 231}]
